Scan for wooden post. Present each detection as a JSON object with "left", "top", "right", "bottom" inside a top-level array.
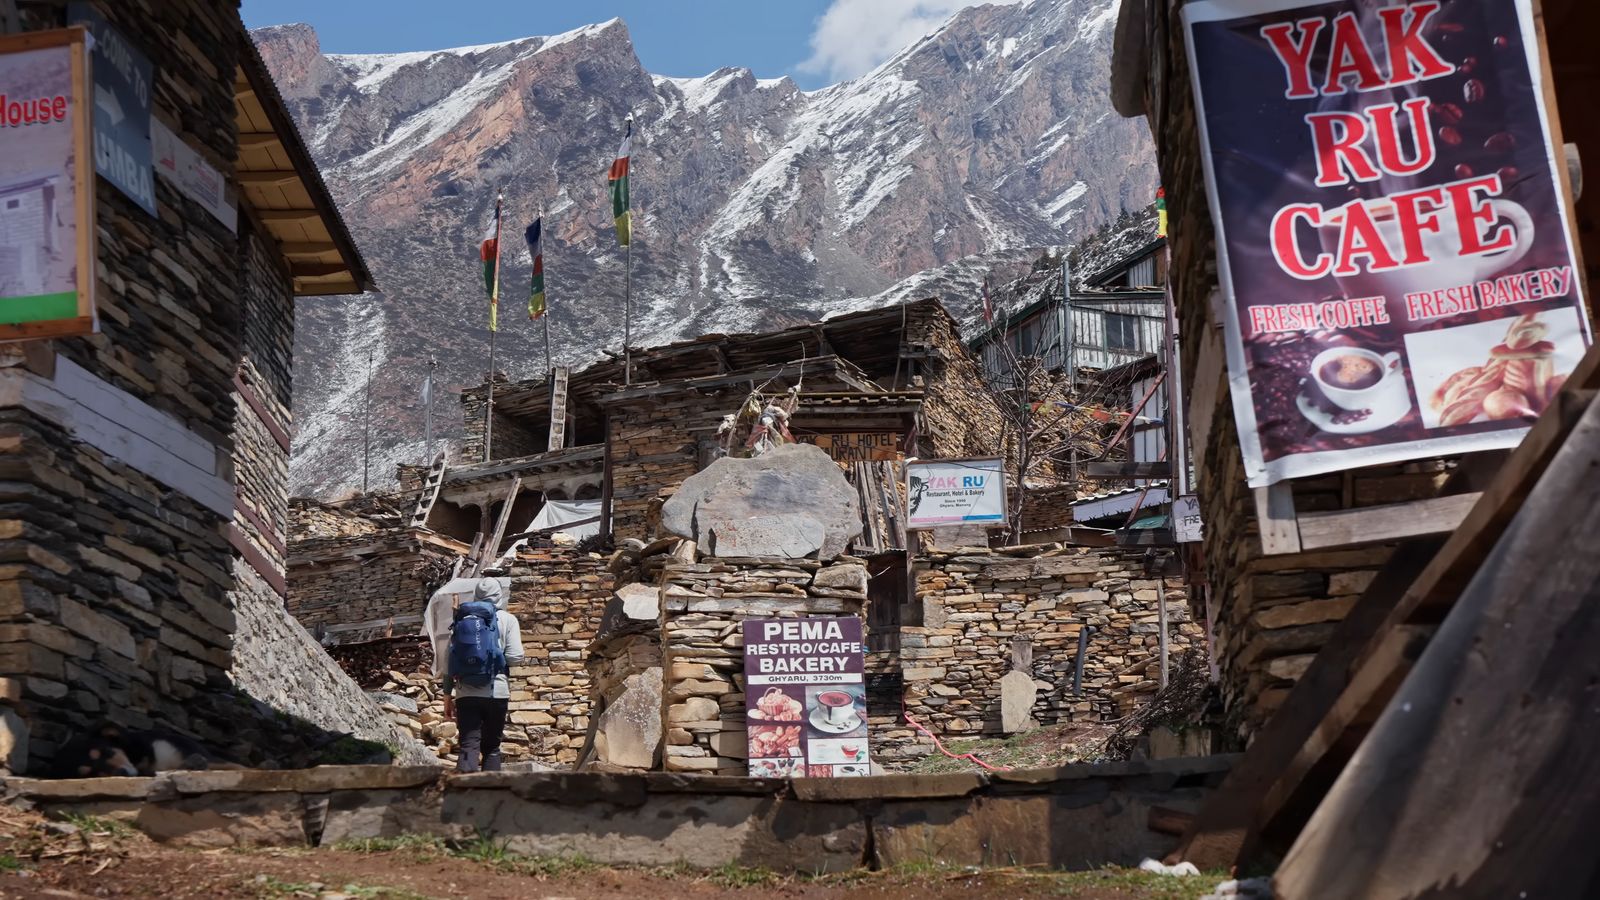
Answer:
[
  {"left": 1274, "top": 392, "right": 1600, "bottom": 899},
  {"left": 599, "top": 412, "right": 615, "bottom": 542},
  {"left": 1252, "top": 483, "right": 1301, "bottom": 555},
  {"left": 1157, "top": 579, "right": 1169, "bottom": 689}
]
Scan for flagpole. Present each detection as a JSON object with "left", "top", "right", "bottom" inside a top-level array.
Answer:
[
  {"left": 622, "top": 114, "right": 634, "bottom": 386},
  {"left": 485, "top": 192, "right": 503, "bottom": 463},
  {"left": 424, "top": 356, "right": 437, "bottom": 461},
  {"left": 624, "top": 238, "right": 632, "bottom": 385},
  {"left": 540, "top": 202, "right": 552, "bottom": 378}
]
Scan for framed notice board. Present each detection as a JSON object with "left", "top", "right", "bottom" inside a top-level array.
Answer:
[{"left": 0, "top": 27, "right": 97, "bottom": 341}]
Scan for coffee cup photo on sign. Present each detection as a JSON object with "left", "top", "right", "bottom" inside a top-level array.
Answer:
[
  {"left": 1296, "top": 345, "right": 1413, "bottom": 435},
  {"left": 805, "top": 685, "right": 866, "bottom": 737}
]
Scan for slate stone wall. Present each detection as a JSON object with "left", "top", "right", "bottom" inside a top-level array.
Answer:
[
  {"left": 0, "top": 0, "right": 248, "bottom": 772},
  {"left": 897, "top": 547, "right": 1201, "bottom": 747},
  {"left": 0, "top": 0, "right": 404, "bottom": 774}
]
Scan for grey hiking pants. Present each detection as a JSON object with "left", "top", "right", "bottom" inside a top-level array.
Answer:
[{"left": 455, "top": 697, "right": 508, "bottom": 773}]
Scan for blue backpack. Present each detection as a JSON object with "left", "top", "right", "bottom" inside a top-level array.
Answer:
[{"left": 449, "top": 600, "right": 505, "bottom": 687}]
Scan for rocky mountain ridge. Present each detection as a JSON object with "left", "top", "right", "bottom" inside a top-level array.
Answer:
[{"left": 253, "top": 0, "right": 1156, "bottom": 495}]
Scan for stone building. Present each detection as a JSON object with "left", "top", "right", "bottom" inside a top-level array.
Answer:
[
  {"left": 289, "top": 299, "right": 1199, "bottom": 770},
  {"left": 1108, "top": 0, "right": 1596, "bottom": 743},
  {"left": 0, "top": 1, "right": 442, "bottom": 773},
  {"left": 435, "top": 297, "right": 1003, "bottom": 550}
]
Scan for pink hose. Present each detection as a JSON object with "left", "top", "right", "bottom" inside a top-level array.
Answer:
[{"left": 902, "top": 701, "right": 1012, "bottom": 772}]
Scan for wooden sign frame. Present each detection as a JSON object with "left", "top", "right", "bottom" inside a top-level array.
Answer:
[{"left": 0, "top": 26, "right": 96, "bottom": 341}]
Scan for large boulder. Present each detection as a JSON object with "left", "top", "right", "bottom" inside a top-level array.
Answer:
[
  {"left": 0, "top": 706, "right": 27, "bottom": 775},
  {"left": 661, "top": 444, "right": 862, "bottom": 560},
  {"left": 595, "top": 667, "right": 664, "bottom": 770},
  {"left": 999, "top": 669, "right": 1038, "bottom": 734}
]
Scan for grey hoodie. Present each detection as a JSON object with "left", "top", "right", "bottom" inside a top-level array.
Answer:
[{"left": 441, "top": 579, "right": 525, "bottom": 701}]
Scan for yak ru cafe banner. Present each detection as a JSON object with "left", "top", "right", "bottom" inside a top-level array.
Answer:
[
  {"left": 0, "top": 28, "right": 96, "bottom": 341},
  {"left": 742, "top": 617, "right": 872, "bottom": 778},
  {"left": 903, "top": 457, "right": 1008, "bottom": 531},
  {"left": 1183, "top": 0, "right": 1589, "bottom": 486}
]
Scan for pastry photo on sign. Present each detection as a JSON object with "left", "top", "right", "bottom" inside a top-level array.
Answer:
[{"left": 1405, "top": 309, "right": 1581, "bottom": 429}]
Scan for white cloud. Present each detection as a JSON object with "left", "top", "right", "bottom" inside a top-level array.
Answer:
[{"left": 798, "top": 0, "right": 997, "bottom": 83}]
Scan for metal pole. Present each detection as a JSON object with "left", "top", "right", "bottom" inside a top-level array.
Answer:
[
  {"left": 1162, "top": 247, "right": 1188, "bottom": 497},
  {"left": 1158, "top": 578, "right": 1170, "bottom": 689},
  {"left": 541, "top": 202, "right": 552, "bottom": 376},
  {"left": 1072, "top": 625, "right": 1094, "bottom": 697},
  {"left": 424, "top": 356, "right": 437, "bottom": 460},
  {"left": 484, "top": 329, "right": 497, "bottom": 463},
  {"left": 623, "top": 237, "right": 632, "bottom": 386},
  {"left": 484, "top": 193, "right": 503, "bottom": 463},
  {"left": 362, "top": 349, "right": 373, "bottom": 493}
]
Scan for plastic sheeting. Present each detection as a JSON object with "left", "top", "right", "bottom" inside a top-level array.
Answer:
[{"left": 527, "top": 499, "right": 602, "bottom": 539}]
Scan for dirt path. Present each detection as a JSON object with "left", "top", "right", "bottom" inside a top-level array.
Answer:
[{"left": 0, "top": 809, "right": 1213, "bottom": 900}]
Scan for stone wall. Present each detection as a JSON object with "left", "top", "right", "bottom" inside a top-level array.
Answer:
[
  {"left": 603, "top": 395, "right": 718, "bottom": 543},
  {"left": 913, "top": 303, "right": 1007, "bottom": 462},
  {"left": 459, "top": 374, "right": 543, "bottom": 463},
  {"left": 286, "top": 531, "right": 457, "bottom": 631},
  {"left": 230, "top": 222, "right": 296, "bottom": 591},
  {"left": 289, "top": 497, "right": 382, "bottom": 542},
  {"left": 0, "top": 0, "right": 250, "bottom": 771},
  {"left": 896, "top": 547, "right": 1201, "bottom": 747},
  {"left": 7, "top": 756, "right": 1237, "bottom": 872},
  {"left": 659, "top": 557, "right": 869, "bottom": 774},
  {"left": 500, "top": 549, "right": 612, "bottom": 765},
  {"left": 228, "top": 560, "right": 435, "bottom": 766},
  {"left": 332, "top": 549, "right": 614, "bottom": 767},
  {"left": 0, "top": 0, "right": 413, "bottom": 774}
]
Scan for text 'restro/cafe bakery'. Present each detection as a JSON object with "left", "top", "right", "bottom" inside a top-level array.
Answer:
[{"left": 1183, "top": 0, "right": 1590, "bottom": 485}]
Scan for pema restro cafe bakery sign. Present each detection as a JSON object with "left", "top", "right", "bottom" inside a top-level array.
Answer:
[
  {"left": 1183, "top": 0, "right": 1590, "bottom": 486},
  {"left": 742, "top": 617, "right": 873, "bottom": 778}
]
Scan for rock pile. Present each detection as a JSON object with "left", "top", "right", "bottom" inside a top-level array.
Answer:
[{"left": 659, "top": 556, "right": 869, "bottom": 773}]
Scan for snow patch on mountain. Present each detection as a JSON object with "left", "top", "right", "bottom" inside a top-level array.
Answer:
[{"left": 255, "top": 0, "right": 1157, "bottom": 496}]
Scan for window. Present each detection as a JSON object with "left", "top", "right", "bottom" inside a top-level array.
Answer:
[
  {"left": 1122, "top": 257, "right": 1156, "bottom": 286},
  {"left": 3, "top": 199, "right": 18, "bottom": 210},
  {"left": 1106, "top": 313, "right": 1139, "bottom": 351}
]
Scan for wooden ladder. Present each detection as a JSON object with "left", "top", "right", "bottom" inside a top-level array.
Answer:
[{"left": 408, "top": 450, "right": 447, "bottom": 530}]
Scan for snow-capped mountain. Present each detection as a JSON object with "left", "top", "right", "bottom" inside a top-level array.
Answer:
[{"left": 253, "top": 0, "right": 1156, "bottom": 496}]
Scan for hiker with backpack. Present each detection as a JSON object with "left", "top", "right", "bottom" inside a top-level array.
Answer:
[{"left": 435, "top": 579, "right": 524, "bottom": 772}]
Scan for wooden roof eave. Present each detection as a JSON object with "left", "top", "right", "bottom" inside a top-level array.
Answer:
[{"left": 233, "top": 35, "right": 374, "bottom": 297}]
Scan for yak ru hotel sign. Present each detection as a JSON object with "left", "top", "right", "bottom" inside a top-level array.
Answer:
[
  {"left": 0, "top": 28, "right": 96, "bottom": 341},
  {"left": 1183, "top": 0, "right": 1588, "bottom": 486}
]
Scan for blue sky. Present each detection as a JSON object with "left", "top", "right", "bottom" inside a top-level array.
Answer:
[{"left": 242, "top": 0, "right": 994, "bottom": 90}]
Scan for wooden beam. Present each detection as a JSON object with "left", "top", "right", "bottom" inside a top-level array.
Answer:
[
  {"left": 1170, "top": 378, "right": 1600, "bottom": 871},
  {"left": 1294, "top": 492, "right": 1481, "bottom": 551},
  {"left": 1115, "top": 528, "right": 1175, "bottom": 546},
  {"left": 1166, "top": 538, "right": 1444, "bottom": 870},
  {"left": 290, "top": 263, "right": 351, "bottom": 279},
  {"left": 258, "top": 209, "right": 321, "bottom": 224},
  {"left": 237, "top": 169, "right": 300, "bottom": 187},
  {"left": 239, "top": 132, "right": 281, "bottom": 150},
  {"left": 292, "top": 280, "right": 362, "bottom": 297},
  {"left": 1273, "top": 390, "right": 1600, "bottom": 898},
  {"left": 1252, "top": 482, "right": 1301, "bottom": 555},
  {"left": 1086, "top": 460, "right": 1173, "bottom": 478},
  {"left": 1255, "top": 623, "right": 1434, "bottom": 833},
  {"left": 279, "top": 241, "right": 338, "bottom": 256}
]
